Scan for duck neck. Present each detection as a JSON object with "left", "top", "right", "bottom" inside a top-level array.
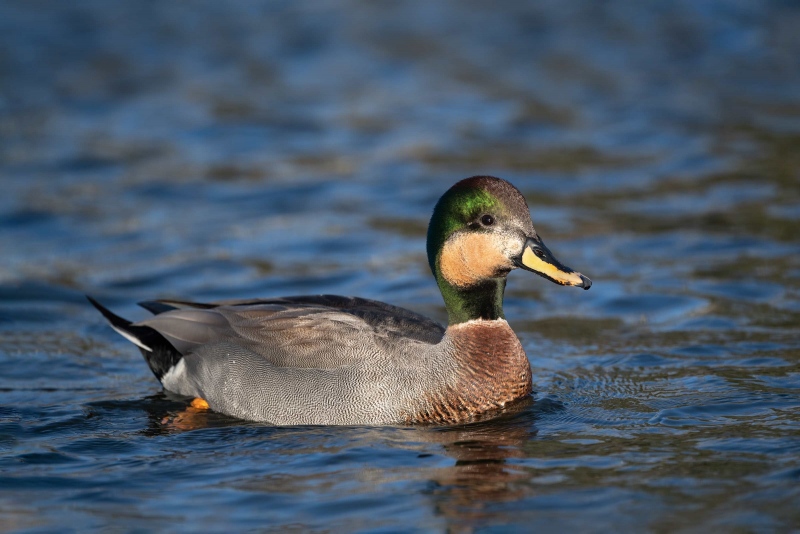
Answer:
[{"left": 436, "top": 276, "right": 507, "bottom": 325}]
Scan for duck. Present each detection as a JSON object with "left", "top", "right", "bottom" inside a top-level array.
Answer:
[{"left": 89, "top": 176, "right": 591, "bottom": 426}]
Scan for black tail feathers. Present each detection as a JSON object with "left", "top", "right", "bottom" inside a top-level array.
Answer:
[
  {"left": 87, "top": 295, "right": 132, "bottom": 330},
  {"left": 87, "top": 296, "right": 183, "bottom": 381}
]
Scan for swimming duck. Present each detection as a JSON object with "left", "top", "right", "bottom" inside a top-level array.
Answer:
[{"left": 89, "top": 176, "right": 590, "bottom": 425}]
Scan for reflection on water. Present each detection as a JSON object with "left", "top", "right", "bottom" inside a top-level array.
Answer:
[{"left": 1, "top": 0, "right": 799, "bottom": 531}]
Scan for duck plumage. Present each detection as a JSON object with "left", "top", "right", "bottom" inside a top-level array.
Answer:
[{"left": 90, "top": 176, "right": 591, "bottom": 425}]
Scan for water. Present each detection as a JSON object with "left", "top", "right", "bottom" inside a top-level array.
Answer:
[{"left": 1, "top": 1, "right": 799, "bottom": 531}]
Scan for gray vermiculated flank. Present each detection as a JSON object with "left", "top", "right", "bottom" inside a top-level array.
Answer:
[{"left": 151, "top": 296, "right": 457, "bottom": 425}]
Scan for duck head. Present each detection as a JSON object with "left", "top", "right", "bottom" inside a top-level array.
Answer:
[{"left": 427, "top": 176, "right": 591, "bottom": 325}]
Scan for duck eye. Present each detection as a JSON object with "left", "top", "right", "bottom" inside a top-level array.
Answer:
[{"left": 480, "top": 214, "right": 495, "bottom": 226}]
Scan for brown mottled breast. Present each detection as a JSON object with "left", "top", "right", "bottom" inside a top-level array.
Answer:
[{"left": 407, "top": 320, "right": 532, "bottom": 424}]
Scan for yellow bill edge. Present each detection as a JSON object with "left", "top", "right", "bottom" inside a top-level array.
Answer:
[{"left": 519, "top": 244, "right": 591, "bottom": 289}]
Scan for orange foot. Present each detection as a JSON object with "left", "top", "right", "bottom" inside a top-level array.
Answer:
[
  {"left": 161, "top": 398, "right": 211, "bottom": 431},
  {"left": 190, "top": 397, "right": 210, "bottom": 410}
]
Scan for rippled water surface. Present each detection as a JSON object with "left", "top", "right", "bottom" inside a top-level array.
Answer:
[{"left": 2, "top": 1, "right": 800, "bottom": 532}]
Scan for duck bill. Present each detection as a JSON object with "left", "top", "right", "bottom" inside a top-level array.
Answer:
[{"left": 514, "top": 237, "right": 592, "bottom": 290}]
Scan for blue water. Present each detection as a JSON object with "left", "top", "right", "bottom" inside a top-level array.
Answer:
[{"left": 2, "top": 1, "right": 799, "bottom": 531}]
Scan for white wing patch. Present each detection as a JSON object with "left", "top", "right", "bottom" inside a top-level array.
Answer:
[{"left": 111, "top": 325, "right": 153, "bottom": 352}]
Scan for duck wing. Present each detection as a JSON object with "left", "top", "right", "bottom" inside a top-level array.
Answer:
[{"left": 135, "top": 295, "right": 445, "bottom": 370}]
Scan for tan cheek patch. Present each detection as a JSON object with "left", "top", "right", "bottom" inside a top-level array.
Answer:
[{"left": 440, "top": 233, "right": 513, "bottom": 287}]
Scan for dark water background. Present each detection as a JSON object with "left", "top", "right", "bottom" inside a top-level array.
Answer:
[{"left": 2, "top": 1, "right": 799, "bottom": 532}]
